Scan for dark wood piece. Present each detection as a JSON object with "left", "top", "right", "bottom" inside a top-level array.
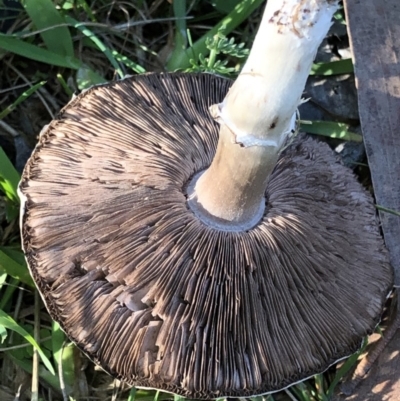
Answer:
[
  {"left": 344, "top": 0, "right": 400, "bottom": 283},
  {"left": 339, "top": 0, "right": 400, "bottom": 399}
]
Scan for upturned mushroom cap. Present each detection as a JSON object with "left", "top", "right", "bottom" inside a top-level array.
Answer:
[{"left": 20, "top": 73, "right": 393, "bottom": 399}]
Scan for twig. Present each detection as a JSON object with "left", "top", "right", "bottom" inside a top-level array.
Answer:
[
  {"left": 38, "top": 86, "right": 60, "bottom": 113},
  {"left": 0, "top": 336, "right": 52, "bottom": 352},
  {"left": 0, "top": 119, "right": 20, "bottom": 138},
  {"left": 0, "top": 82, "right": 33, "bottom": 94},
  {"left": 111, "top": 379, "right": 121, "bottom": 401},
  {"left": 12, "top": 17, "right": 193, "bottom": 39}
]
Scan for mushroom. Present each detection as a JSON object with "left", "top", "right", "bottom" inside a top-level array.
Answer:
[{"left": 19, "top": 0, "right": 393, "bottom": 399}]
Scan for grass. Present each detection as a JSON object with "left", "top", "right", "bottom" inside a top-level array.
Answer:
[{"left": 0, "top": 0, "right": 396, "bottom": 400}]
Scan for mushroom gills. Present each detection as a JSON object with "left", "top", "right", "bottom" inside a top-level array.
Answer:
[{"left": 19, "top": 72, "right": 393, "bottom": 400}]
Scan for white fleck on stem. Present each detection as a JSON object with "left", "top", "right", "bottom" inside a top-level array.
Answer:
[{"left": 188, "top": 0, "right": 338, "bottom": 230}]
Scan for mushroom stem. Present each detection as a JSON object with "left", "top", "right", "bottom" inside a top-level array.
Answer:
[{"left": 188, "top": 0, "right": 338, "bottom": 229}]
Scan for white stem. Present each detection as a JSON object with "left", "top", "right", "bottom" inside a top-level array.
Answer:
[
  {"left": 214, "top": 0, "right": 338, "bottom": 148},
  {"left": 189, "top": 0, "right": 338, "bottom": 229}
]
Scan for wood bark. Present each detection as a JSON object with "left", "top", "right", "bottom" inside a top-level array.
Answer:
[{"left": 336, "top": 0, "right": 400, "bottom": 399}]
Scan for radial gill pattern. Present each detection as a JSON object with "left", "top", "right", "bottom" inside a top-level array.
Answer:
[{"left": 20, "top": 73, "right": 393, "bottom": 399}]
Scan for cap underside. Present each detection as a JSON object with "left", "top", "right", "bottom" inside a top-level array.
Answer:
[{"left": 20, "top": 73, "right": 393, "bottom": 399}]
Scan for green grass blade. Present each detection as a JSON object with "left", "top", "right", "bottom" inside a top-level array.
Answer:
[
  {"left": 0, "top": 323, "right": 7, "bottom": 343},
  {"left": 9, "top": 355, "right": 61, "bottom": 391},
  {"left": 0, "top": 248, "right": 34, "bottom": 287},
  {"left": 127, "top": 387, "right": 137, "bottom": 401},
  {"left": 112, "top": 51, "right": 146, "bottom": 73},
  {"left": 0, "top": 247, "right": 26, "bottom": 265},
  {"left": 326, "top": 339, "right": 368, "bottom": 398},
  {"left": 375, "top": 205, "right": 400, "bottom": 217},
  {"left": 65, "top": 16, "right": 124, "bottom": 78},
  {"left": 5, "top": 198, "right": 19, "bottom": 222},
  {"left": 212, "top": 0, "right": 242, "bottom": 14},
  {"left": 174, "top": 0, "right": 187, "bottom": 48},
  {"left": 133, "top": 390, "right": 175, "bottom": 401},
  {"left": 76, "top": 66, "right": 106, "bottom": 90},
  {"left": 0, "top": 309, "right": 55, "bottom": 374},
  {"left": 311, "top": 59, "right": 353, "bottom": 76},
  {"left": 0, "top": 277, "right": 19, "bottom": 311},
  {"left": 0, "top": 147, "right": 20, "bottom": 203},
  {"left": 51, "top": 321, "right": 64, "bottom": 370},
  {"left": 0, "top": 34, "right": 81, "bottom": 69},
  {"left": 76, "top": 0, "right": 97, "bottom": 22},
  {"left": 289, "top": 383, "right": 312, "bottom": 401},
  {"left": 167, "top": 0, "right": 265, "bottom": 71},
  {"left": 0, "top": 81, "right": 46, "bottom": 120},
  {"left": 56, "top": 74, "right": 74, "bottom": 97},
  {"left": 300, "top": 120, "right": 363, "bottom": 142},
  {"left": 334, "top": 8, "right": 346, "bottom": 25},
  {"left": 0, "top": 272, "right": 7, "bottom": 288},
  {"left": 22, "top": 0, "right": 74, "bottom": 57},
  {"left": 314, "top": 374, "right": 328, "bottom": 401},
  {"left": 0, "top": 272, "right": 8, "bottom": 344},
  {"left": 32, "top": 290, "right": 41, "bottom": 401},
  {"left": 168, "top": 0, "right": 187, "bottom": 65},
  {"left": 52, "top": 321, "right": 75, "bottom": 391}
]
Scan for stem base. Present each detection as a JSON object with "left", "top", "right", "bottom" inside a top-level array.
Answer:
[{"left": 187, "top": 170, "right": 266, "bottom": 232}]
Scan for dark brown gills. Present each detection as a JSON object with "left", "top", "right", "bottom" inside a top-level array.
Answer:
[{"left": 20, "top": 73, "right": 393, "bottom": 399}]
